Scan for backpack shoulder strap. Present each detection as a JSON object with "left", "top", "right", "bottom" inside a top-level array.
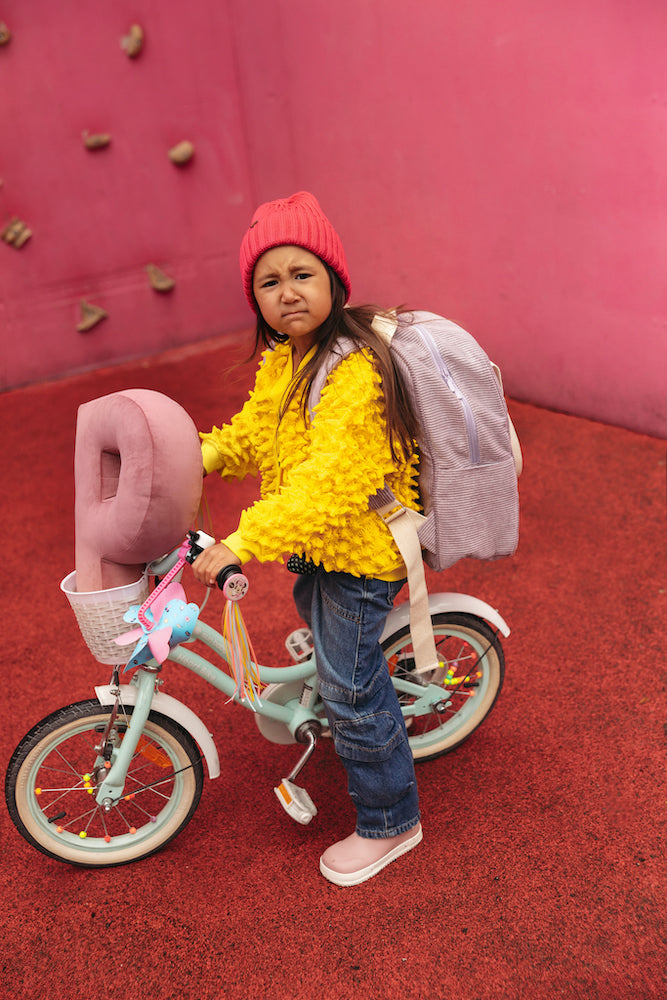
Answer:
[
  {"left": 371, "top": 312, "right": 399, "bottom": 344},
  {"left": 308, "top": 315, "right": 440, "bottom": 673},
  {"left": 371, "top": 488, "right": 439, "bottom": 674},
  {"left": 307, "top": 312, "right": 398, "bottom": 416},
  {"left": 306, "top": 336, "right": 358, "bottom": 420}
]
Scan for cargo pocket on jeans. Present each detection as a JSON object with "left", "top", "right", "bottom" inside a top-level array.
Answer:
[
  {"left": 333, "top": 712, "right": 413, "bottom": 809},
  {"left": 333, "top": 712, "right": 403, "bottom": 762}
]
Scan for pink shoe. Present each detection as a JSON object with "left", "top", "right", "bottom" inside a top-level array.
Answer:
[{"left": 319, "top": 824, "right": 422, "bottom": 887}]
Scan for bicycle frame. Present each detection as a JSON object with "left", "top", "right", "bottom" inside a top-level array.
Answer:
[
  {"left": 92, "top": 591, "right": 510, "bottom": 809},
  {"left": 4, "top": 569, "right": 511, "bottom": 863},
  {"left": 92, "top": 621, "right": 320, "bottom": 808}
]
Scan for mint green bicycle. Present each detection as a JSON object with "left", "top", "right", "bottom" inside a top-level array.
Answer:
[{"left": 5, "top": 532, "right": 509, "bottom": 867}]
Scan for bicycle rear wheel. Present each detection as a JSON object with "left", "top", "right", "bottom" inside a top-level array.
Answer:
[
  {"left": 5, "top": 700, "right": 203, "bottom": 867},
  {"left": 383, "top": 612, "right": 505, "bottom": 761}
]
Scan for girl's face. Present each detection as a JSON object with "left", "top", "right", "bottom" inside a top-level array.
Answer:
[{"left": 253, "top": 246, "right": 332, "bottom": 356}]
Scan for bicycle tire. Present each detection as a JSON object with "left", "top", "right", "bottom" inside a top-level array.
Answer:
[
  {"left": 5, "top": 700, "right": 204, "bottom": 867},
  {"left": 383, "top": 612, "right": 505, "bottom": 761}
]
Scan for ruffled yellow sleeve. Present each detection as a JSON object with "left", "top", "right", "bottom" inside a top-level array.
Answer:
[
  {"left": 234, "top": 350, "right": 402, "bottom": 564},
  {"left": 199, "top": 402, "right": 261, "bottom": 481},
  {"left": 199, "top": 349, "right": 286, "bottom": 481}
]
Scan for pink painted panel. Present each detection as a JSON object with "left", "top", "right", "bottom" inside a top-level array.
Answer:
[
  {"left": 0, "top": 2, "right": 254, "bottom": 387},
  {"left": 230, "top": 0, "right": 667, "bottom": 437},
  {"left": 2, "top": 0, "right": 666, "bottom": 437}
]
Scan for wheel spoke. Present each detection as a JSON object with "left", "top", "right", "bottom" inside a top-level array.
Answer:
[
  {"left": 383, "top": 613, "right": 505, "bottom": 760},
  {"left": 7, "top": 701, "right": 204, "bottom": 865}
]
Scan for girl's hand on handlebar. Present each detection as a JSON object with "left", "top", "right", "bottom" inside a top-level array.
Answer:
[{"left": 191, "top": 542, "right": 241, "bottom": 588}]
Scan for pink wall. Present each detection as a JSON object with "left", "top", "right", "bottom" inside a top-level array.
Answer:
[
  {"left": 2, "top": 1, "right": 666, "bottom": 438},
  {"left": 0, "top": 3, "right": 255, "bottom": 383}
]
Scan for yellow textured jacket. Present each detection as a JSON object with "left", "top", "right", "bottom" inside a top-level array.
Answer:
[{"left": 200, "top": 343, "right": 420, "bottom": 578}]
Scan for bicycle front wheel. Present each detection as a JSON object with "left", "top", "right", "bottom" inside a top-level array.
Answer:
[
  {"left": 383, "top": 612, "right": 505, "bottom": 761},
  {"left": 5, "top": 700, "right": 204, "bottom": 867}
]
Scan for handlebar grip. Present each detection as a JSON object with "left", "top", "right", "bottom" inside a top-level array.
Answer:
[{"left": 216, "top": 564, "right": 249, "bottom": 601}]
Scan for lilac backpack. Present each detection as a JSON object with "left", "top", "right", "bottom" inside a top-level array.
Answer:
[{"left": 310, "top": 311, "right": 521, "bottom": 671}]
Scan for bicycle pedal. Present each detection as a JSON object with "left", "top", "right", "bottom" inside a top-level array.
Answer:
[
  {"left": 274, "top": 779, "right": 318, "bottom": 825},
  {"left": 285, "top": 628, "right": 314, "bottom": 663}
]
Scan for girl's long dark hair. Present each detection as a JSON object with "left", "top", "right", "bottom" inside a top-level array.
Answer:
[{"left": 251, "top": 266, "right": 418, "bottom": 462}]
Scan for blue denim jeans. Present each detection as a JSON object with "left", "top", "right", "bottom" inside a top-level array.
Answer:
[{"left": 293, "top": 569, "right": 420, "bottom": 839}]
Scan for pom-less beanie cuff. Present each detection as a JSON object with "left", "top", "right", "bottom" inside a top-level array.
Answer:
[{"left": 239, "top": 191, "right": 351, "bottom": 309}]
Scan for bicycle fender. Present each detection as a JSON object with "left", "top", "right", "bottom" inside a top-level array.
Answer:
[
  {"left": 94, "top": 684, "right": 221, "bottom": 780},
  {"left": 381, "top": 592, "right": 510, "bottom": 642}
]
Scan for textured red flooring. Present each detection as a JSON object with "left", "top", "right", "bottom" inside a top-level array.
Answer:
[{"left": 1, "top": 333, "right": 665, "bottom": 1000}]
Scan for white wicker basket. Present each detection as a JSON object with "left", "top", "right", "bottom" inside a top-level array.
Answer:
[{"left": 61, "top": 571, "right": 149, "bottom": 664}]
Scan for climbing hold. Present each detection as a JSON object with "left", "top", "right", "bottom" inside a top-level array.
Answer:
[
  {"left": 121, "top": 24, "right": 144, "bottom": 58},
  {"left": 82, "top": 131, "right": 112, "bottom": 150},
  {"left": 168, "top": 140, "right": 195, "bottom": 165},
  {"left": 146, "top": 263, "right": 175, "bottom": 293},
  {"left": 0, "top": 23, "right": 11, "bottom": 46},
  {"left": 76, "top": 300, "right": 108, "bottom": 333},
  {"left": 2, "top": 217, "right": 32, "bottom": 248}
]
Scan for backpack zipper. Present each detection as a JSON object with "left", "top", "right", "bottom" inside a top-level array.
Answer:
[{"left": 416, "top": 324, "right": 481, "bottom": 465}]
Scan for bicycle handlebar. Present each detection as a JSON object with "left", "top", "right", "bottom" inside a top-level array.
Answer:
[
  {"left": 146, "top": 549, "right": 181, "bottom": 578},
  {"left": 214, "top": 563, "right": 249, "bottom": 600},
  {"left": 147, "top": 531, "right": 249, "bottom": 600}
]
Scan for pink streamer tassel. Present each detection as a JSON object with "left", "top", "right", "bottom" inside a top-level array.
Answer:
[{"left": 222, "top": 600, "right": 262, "bottom": 708}]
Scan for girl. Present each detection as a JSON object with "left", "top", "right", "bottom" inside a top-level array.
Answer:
[{"left": 193, "top": 191, "right": 423, "bottom": 886}]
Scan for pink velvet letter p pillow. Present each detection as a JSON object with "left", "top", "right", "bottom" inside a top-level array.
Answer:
[{"left": 74, "top": 389, "right": 203, "bottom": 591}]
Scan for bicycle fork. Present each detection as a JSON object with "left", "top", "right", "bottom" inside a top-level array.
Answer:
[
  {"left": 95, "top": 667, "right": 324, "bottom": 826},
  {"left": 94, "top": 668, "right": 158, "bottom": 810}
]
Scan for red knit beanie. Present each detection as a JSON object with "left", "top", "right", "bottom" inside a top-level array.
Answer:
[{"left": 239, "top": 191, "right": 351, "bottom": 309}]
